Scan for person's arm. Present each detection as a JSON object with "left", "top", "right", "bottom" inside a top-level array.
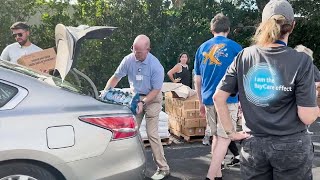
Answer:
[
  {"left": 195, "top": 75, "right": 205, "bottom": 117},
  {"left": 193, "top": 47, "right": 206, "bottom": 117},
  {"left": 104, "top": 56, "right": 129, "bottom": 90},
  {"left": 167, "top": 64, "right": 181, "bottom": 83},
  {"left": 213, "top": 89, "right": 249, "bottom": 140},
  {"left": 297, "top": 106, "right": 319, "bottom": 125},
  {"left": 104, "top": 75, "right": 120, "bottom": 90},
  {"left": 0, "top": 46, "right": 10, "bottom": 61},
  {"left": 213, "top": 52, "right": 248, "bottom": 140},
  {"left": 296, "top": 57, "right": 319, "bottom": 125},
  {"left": 136, "top": 89, "right": 161, "bottom": 114}
]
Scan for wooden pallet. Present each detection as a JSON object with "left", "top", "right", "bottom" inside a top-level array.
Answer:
[
  {"left": 169, "top": 131, "right": 205, "bottom": 143},
  {"left": 143, "top": 138, "right": 172, "bottom": 147},
  {"left": 180, "top": 133, "right": 205, "bottom": 142}
]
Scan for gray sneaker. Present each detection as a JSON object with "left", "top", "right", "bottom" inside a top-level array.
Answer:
[
  {"left": 151, "top": 169, "right": 170, "bottom": 180},
  {"left": 202, "top": 136, "right": 211, "bottom": 146}
]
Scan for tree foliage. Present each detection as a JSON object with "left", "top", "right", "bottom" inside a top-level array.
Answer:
[{"left": 0, "top": 0, "right": 319, "bottom": 88}]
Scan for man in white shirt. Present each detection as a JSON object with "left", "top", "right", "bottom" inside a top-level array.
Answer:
[{"left": 1, "top": 22, "right": 42, "bottom": 64}]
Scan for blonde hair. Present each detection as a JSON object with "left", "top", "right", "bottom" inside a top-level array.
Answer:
[{"left": 253, "top": 15, "right": 293, "bottom": 46}]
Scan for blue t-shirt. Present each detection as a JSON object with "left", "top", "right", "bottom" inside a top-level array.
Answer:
[{"left": 194, "top": 36, "right": 242, "bottom": 105}]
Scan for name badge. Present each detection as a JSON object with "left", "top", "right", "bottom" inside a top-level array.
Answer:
[{"left": 136, "top": 75, "right": 143, "bottom": 81}]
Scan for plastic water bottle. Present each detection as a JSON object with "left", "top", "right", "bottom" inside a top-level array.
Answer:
[
  {"left": 130, "top": 93, "right": 140, "bottom": 115},
  {"left": 123, "top": 92, "right": 131, "bottom": 105},
  {"left": 105, "top": 89, "right": 114, "bottom": 102}
]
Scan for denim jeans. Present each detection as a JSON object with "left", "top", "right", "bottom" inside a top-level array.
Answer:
[{"left": 240, "top": 131, "right": 313, "bottom": 180}]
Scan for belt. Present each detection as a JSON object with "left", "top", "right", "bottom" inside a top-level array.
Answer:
[{"left": 139, "top": 94, "right": 147, "bottom": 96}]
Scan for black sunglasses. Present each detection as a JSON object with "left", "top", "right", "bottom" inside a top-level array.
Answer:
[{"left": 12, "top": 32, "right": 24, "bottom": 38}]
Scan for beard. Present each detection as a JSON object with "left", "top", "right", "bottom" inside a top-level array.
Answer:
[{"left": 17, "top": 39, "right": 28, "bottom": 46}]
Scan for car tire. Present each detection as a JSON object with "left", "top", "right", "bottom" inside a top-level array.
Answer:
[{"left": 0, "top": 162, "right": 57, "bottom": 180}]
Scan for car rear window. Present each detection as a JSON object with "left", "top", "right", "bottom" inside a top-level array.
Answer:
[
  {"left": 0, "top": 82, "right": 18, "bottom": 107},
  {"left": 0, "top": 61, "right": 82, "bottom": 94}
]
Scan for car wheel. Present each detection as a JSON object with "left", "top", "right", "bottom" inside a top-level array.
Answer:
[{"left": 0, "top": 162, "right": 57, "bottom": 180}]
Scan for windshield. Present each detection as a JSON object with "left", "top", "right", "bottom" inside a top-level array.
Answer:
[{"left": 0, "top": 60, "right": 81, "bottom": 93}]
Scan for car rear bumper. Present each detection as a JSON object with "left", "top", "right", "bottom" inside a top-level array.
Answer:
[{"left": 64, "top": 136, "right": 146, "bottom": 180}]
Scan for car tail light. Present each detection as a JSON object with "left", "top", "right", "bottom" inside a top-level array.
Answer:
[{"left": 79, "top": 115, "right": 138, "bottom": 140}]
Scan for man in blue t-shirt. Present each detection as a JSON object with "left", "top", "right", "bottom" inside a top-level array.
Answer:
[{"left": 194, "top": 13, "right": 242, "bottom": 180}]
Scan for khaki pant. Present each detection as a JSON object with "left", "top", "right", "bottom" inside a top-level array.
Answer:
[
  {"left": 135, "top": 92, "right": 169, "bottom": 171},
  {"left": 205, "top": 103, "right": 238, "bottom": 138}
]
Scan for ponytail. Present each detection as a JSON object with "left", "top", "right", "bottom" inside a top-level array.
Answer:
[{"left": 253, "top": 15, "right": 292, "bottom": 46}]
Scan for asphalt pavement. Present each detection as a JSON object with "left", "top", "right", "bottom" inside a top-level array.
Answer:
[{"left": 144, "top": 118, "right": 320, "bottom": 180}]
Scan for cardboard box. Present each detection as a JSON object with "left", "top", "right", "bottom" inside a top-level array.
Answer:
[
  {"left": 173, "top": 107, "right": 182, "bottom": 117},
  {"left": 195, "top": 127, "right": 205, "bottom": 136},
  {"left": 195, "top": 109, "right": 201, "bottom": 118},
  {"left": 183, "top": 100, "right": 195, "bottom": 110},
  {"left": 182, "top": 110, "right": 196, "bottom": 119},
  {"left": 182, "top": 127, "right": 195, "bottom": 136},
  {"left": 195, "top": 100, "right": 200, "bottom": 109},
  {"left": 165, "top": 91, "right": 180, "bottom": 98},
  {"left": 17, "top": 48, "right": 56, "bottom": 73},
  {"left": 182, "top": 118, "right": 199, "bottom": 128},
  {"left": 176, "top": 123, "right": 182, "bottom": 132},
  {"left": 199, "top": 118, "right": 207, "bottom": 127},
  {"left": 165, "top": 98, "right": 173, "bottom": 114},
  {"left": 168, "top": 116, "right": 176, "bottom": 129},
  {"left": 162, "top": 82, "right": 196, "bottom": 99},
  {"left": 170, "top": 128, "right": 181, "bottom": 137}
]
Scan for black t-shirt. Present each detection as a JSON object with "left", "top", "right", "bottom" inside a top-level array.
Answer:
[
  {"left": 218, "top": 45, "right": 317, "bottom": 136},
  {"left": 314, "top": 65, "right": 320, "bottom": 82},
  {"left": 174, "top": 64, "right": 191, "bottom": 87}
]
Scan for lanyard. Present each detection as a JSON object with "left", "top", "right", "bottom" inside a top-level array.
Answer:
[{"left": 275, "top": 40, "right": 287, "bottom": 46}]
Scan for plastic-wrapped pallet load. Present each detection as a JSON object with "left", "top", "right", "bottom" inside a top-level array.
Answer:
[{"left": 139, "top": 111, "right": 169, "bottom": 140}]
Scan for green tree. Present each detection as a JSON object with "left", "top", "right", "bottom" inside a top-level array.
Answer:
[{"left": 0, "top": 0, "right": 38, "bottom": 51}]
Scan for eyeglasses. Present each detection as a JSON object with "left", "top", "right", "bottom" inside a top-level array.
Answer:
[{"left": 12, "top": 32, "right": 25, "bottom": 38}]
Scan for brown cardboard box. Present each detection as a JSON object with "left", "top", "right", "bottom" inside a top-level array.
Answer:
[
  {"left": 170, "top": 128, "right": 181, "bottom": 137},
  {"left": 168, "top": 116, "right": 177, "bottom": 129},
  {"left": 176, "top": 123, "right": 182, "bottom": 132},
  {"left": 199, "top": 118, "right": 207, "bottom": 127},
  {"left": 195, "top": 127, "right": 205, "bottom": 136},
  {"left": 173, "top": 107, "right": 182, "bottom": 117},
  {"left": 165, "top": 98, "right": 173, "bottom": 114},
  {"left": 182, "top": 110, "right": 196, "bottom": 119},
  {"left": 182, "top": 118, "right": 199, "bottom": 128},
  {"left": 173, "top": 95, "right": 198, "bottom": 109},
  {"left": 165, "top": 103, "right": 172, "bottom": 115},
  {"left": 165, "top": 91, "right": 180, "bottom": 98},
  {"left": 162, "top": 82, "right": 196, "bottom": 99},
  {"left": 195, "top": 109, "right": 201, "bottom": 118},
  {"left": 17, "top": 48, "right": 56, "bottom": 73},
  {"left": 182, "top": 127, "right": 195, "bottom": 136},
  {"left": 195, "top": 100, "right": 200, "bottom": 109},
  {"left": 182, "top": 100, "right": 195, "bottom": 110}
]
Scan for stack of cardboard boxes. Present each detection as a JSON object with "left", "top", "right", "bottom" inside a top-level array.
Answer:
[{"left": 165, "top": 91, "right": 207, "bottom": 137}]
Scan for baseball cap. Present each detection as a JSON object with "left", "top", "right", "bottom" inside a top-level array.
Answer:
[
  {"left": 262, "top": 0, "right": 294, "bottom": 23},
  {"left": 10, "top": 22, "right": 30, "bottom": 30}
]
